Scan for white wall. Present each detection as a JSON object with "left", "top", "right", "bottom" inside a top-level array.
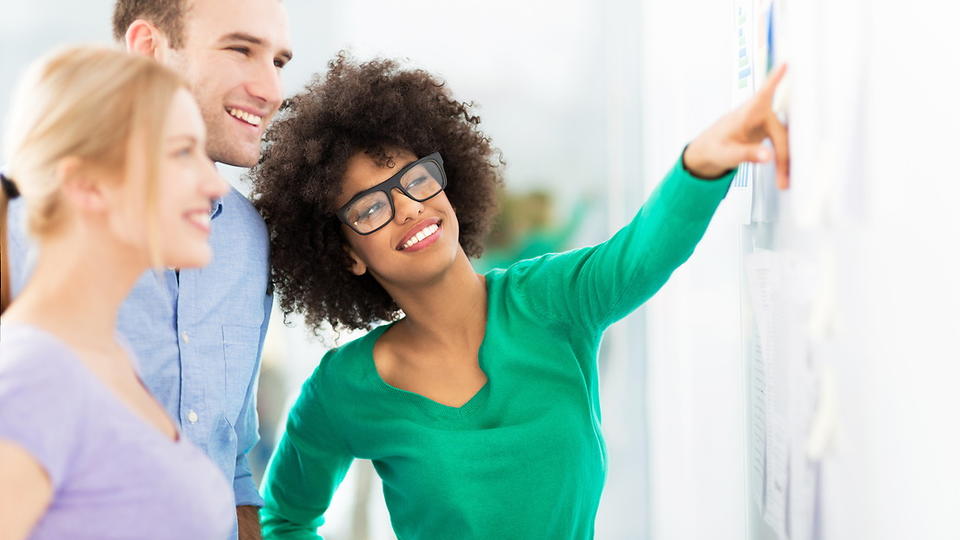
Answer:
[
  {"left": 795, "top": 0, "right": 960, "bottom": 538},
  {"left": 633, "top": 1, "right": 749, "bottom": 539},
  {"left": 635, "top": 0, "right": 960, "bottom": 539}
]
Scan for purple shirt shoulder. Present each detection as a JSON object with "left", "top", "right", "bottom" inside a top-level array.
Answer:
[{"left": 0, "top": 323, "right": 234, "bottom": 540}]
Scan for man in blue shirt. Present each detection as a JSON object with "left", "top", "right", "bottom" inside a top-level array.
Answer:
[{"left": 5, "top": 1, "right": 293, "bottom": 538}]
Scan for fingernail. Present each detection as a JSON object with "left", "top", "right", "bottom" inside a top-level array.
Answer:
[{"left": 757, "top": 148, "right": 770, "bottom": 161}]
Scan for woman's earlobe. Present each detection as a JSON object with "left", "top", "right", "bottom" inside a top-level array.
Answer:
[
  {"left": 344, "top": 245, "right": 367, "bottom": 276},
  {"left": 60, "top": 158, "right": 107, "bottom": 213}
]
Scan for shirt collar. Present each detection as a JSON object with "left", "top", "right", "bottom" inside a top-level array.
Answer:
[
  {"left": 211, "top": 197, "right": 224, "bottom": 220},
  {"left": 211, "top": 163, "right": 237, "bottom": 221}
]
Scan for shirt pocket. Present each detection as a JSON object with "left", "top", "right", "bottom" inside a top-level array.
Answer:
[{"left": 221, "top": 324, "right": 262, "bottom": 426}]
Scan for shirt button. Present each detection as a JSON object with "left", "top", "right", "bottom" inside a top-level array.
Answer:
[
  {"left": 187, "top": 410, "right": 199, "bottom": 424},
  {"left": 181, "top": 331, "right": 190, "bottom": 344}
]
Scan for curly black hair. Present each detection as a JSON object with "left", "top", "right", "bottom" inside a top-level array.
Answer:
[{"left": 250, "top": 52, "right": 503, "bottom": 333}]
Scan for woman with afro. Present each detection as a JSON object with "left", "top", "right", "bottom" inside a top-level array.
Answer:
[{"left": 252, "top": 53, "right": 789, "bottom": 539}]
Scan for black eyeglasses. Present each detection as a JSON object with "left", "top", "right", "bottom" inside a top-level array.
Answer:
[{"left": 336, "top": 152, "right": 447, "bottom": 235}]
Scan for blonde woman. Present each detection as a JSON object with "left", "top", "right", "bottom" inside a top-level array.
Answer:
[{"left": 0, "top": 47, "right": 234, "bottom": 539}]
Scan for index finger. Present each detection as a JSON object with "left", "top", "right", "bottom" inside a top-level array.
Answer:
[
  {"left": 766, "top": 113, "right": 790, "bottom": 189},
  {"left": 756, "top": 63, "right": 788, "bottom": 103}
]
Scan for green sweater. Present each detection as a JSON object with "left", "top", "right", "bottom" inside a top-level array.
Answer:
[{"left": 261, "top": 154, "right": 734, "bottom": 540}]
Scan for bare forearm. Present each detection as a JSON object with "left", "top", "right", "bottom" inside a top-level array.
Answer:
[{"left": 237, "top": 505, "right": 262, "bottom": 540}]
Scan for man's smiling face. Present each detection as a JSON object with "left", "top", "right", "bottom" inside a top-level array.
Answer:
[{"left": 162, "top": 0, "right": 292, "bottom": 167}]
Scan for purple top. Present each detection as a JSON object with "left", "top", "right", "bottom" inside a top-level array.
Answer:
[{"left": 0, "top": 323, "right": 234, "bottom": 540}]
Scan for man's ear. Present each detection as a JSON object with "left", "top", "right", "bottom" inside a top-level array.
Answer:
[
  {"left": 344, "top": 244, "right": 367, "bottom": 276},
  {"left": 125, "top": 19, "right": 170, "bottom": 61},
  {"left": 59, "top": 157, "right": 108, "bottom": 215}
]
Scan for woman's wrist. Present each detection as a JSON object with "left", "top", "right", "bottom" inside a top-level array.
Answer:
[{"left": 681, "top": 142, "right": 734, "bottom": 180}]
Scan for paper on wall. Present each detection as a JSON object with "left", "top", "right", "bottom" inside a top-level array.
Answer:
[{"left": 744, "top": 249, "right": 789, "bottom": 538}]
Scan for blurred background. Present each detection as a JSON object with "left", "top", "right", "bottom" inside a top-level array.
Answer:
[{"left": 5, "top": 1, "right": 958, "bottom": 539}]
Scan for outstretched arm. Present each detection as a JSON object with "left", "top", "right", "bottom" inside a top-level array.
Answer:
[{"left": 504, "top": 65, "right": 790, "bottom": 333}]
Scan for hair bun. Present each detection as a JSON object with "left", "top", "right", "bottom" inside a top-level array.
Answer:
[{"left": 0, "top": 172, "right": 20, "bottom": 199}]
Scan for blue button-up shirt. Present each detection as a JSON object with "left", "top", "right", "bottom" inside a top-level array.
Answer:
[{"left": 6, "top": 186, "right": 271, "bottom": 526}]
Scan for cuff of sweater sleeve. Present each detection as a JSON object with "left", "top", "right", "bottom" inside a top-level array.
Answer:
[
  {"left": 672, "top": 149, "right": 736, "bottom": 198},
  {"left": 649, "top": 151, "right": 736, "bottom": 222},
  {"left": 680, "top": 144, "right": 739, "bottom": 181}
]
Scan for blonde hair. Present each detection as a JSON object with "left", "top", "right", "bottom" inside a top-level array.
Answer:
[{"left": 1, "top": 45, "right": 186, "bottom": 312}]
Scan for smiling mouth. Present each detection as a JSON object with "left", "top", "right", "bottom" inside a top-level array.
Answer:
[
  {"left": 399, "top": 222, "right": 441, "bottom": 250},
  {"left": 185, "top": 210, "right": 211, "bottom": 232},
  {"left": 226, "top": 107, "right": 262, "bottom": 127}
]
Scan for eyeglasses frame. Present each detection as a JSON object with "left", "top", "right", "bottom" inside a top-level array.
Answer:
[{"left": 335, "top": 152, "right": 447, "bottom": 236}]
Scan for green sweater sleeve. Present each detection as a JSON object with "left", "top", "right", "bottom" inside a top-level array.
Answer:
[
  {"left": 505, "top": 151, "right": 734, "bottom": 334},
  {"left": 261, "top": 354, "right": 354, "bottom": 540}
]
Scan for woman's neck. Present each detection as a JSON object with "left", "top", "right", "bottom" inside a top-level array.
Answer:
[
  {"left": 385, "top": 250, "right": 487, "bottom": 351},
  {"left": 4, "top": 229, "right": 146, "bottom": 350}
]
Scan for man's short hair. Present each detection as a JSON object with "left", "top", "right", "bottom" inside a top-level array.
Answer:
[{"left": 112, "top": 0, "right": 189, "bottom": 48}]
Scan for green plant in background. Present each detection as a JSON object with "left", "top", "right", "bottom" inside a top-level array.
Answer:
[{"left": 477, "top": 187, "right": 590, "bottom": 272}]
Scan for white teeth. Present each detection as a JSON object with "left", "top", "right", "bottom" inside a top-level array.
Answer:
[
  {"left": 187, "top": 211, "right": 211, "bottom": 229},
  {"left": 227, "top": 107, "right": 262, "bottom": 126},
  {"left": 402, "top": 224, "right": 439, "bottom": 249}
]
